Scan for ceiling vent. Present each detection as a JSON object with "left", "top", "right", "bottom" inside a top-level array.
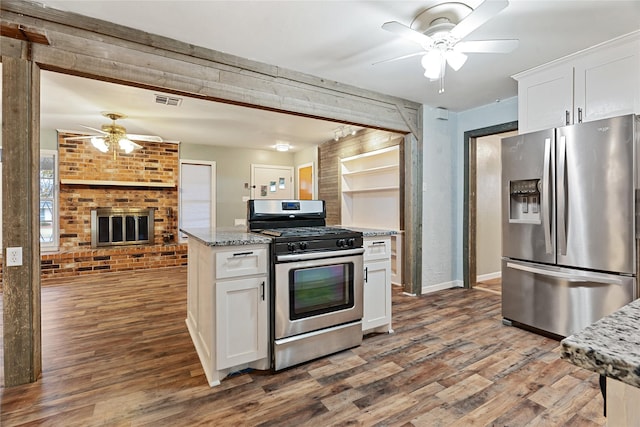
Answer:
[{"left": 154, "top": 94, "right": 183, "bottom": 107}]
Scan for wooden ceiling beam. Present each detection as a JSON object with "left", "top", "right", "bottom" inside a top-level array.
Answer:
[{"left": 1, "top": 22, "right": 49, "bottom": 45}]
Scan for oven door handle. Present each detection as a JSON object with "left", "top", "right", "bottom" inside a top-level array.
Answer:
[{"left": 276, "top": 247, "right": 365, "bottom": 262}]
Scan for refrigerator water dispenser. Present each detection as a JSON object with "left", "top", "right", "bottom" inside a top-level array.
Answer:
[{"left": 509, "top": 179, "right": 541, "bottom": 223}]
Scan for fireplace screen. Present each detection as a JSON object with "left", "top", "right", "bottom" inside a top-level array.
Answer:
[{"left": 91, "top": 208, "right": 154, "bottom": 248}]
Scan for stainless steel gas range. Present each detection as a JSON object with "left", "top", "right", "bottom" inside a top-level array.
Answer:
[{"left": 248, "top": 199, "right": 364, "bottom": 371}]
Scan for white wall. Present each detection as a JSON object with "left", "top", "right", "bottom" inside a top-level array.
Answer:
[
  {"left": 421, "top": 106, "right": 459, "bottom": 292},
  {"left": 420, "top": 97, "right": 518, "bottom": 293}
]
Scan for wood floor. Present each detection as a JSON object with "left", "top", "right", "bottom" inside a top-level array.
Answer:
[{"left": 1, "top": 267, "right": 605, "bottom": 426}]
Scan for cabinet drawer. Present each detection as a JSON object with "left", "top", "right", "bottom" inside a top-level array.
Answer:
[
  {"left": 364, "top": 237, "right": 391, "bottom": 261},
  {"left": 215, "top": 247, "right": 267, "bottom": 279}
]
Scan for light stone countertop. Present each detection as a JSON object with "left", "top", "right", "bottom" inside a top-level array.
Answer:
[
  {"left": 560, "top": 298, "right": 640, "bottom": 389},
  {"left": 180, "top": 227, "right": 272, "bottom": 246},
  {"left": 335, "top": 226, "right": 400, "bottom": 237}
]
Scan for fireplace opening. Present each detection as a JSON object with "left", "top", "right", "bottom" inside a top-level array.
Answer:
[{"left": 91, "top": 207, "right": 155, "bottom": 248}]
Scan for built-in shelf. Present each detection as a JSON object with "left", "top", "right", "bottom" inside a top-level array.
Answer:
[
  {"left": 341, "top": 186, "right": 399, "bottom": 194},
  {"left": 341, "top": 164, "right": 399, "bottom": 177},
  {"left": 60, "top": 179, "right": 175, "bottom": 188}
]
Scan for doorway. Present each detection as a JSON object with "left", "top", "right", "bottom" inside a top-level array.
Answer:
[{"left": 463, "top": 121, "right": 518, "bottom": 290}]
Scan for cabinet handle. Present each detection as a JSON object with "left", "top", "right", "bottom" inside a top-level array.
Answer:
[
  {"left": 364, "top": 267, "right": 368, "bottom": 283},
  {"left": 577, "top": 107, "right": 583, "bottom": 123},
  {"left": 565, "top": 110, "right": 570, "bottom": 125},
  {"left": 260, "top": 281, "right": 265, "bottom": 301},
  {"left": 232, "top": 251, "right": 254, "bottom": 257},
  {"left": 371, "top": 241, "right": 386, "bottom": 245}
]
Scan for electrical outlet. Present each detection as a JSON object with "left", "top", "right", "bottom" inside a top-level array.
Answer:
[{"left": 6, "top": 247, "right": 23, "bottom": 267}]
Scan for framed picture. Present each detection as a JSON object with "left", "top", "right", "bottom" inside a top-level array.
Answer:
[{"left": 297, "top": 162, "right": 314, "bottom": 200}]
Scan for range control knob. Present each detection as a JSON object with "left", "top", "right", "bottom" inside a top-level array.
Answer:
[
  {"left": 336, "top": 239, "right": 346, "bottom": 248},
  {"left": 299, "top": 241, "right": 308, "bottom": 250},
  {"left": 287, "top": 242, "right": 296, "bottom": 252},
  {"left": 347, "top": 238, "right": 355, "bottom": 247}
]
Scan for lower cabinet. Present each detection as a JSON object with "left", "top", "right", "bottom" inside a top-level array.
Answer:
[
  {"left": 216, "top": 277, "right": 268, "bottom": 370},
  {"left": 362, "top": 236, "right": 393, "bottom": 334},
  {"left": 186, "top": 240, "right": 270, "bottom": 387}
]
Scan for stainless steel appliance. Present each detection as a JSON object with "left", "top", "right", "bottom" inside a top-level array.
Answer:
[
  {"left": 501, "top": 114, "right": 639, "bottom": 337},
  {"left": 248, "top": 199, "right": 364, "bottom": 370}
]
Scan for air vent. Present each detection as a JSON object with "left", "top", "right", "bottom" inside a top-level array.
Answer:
[{"left": 154, "top": 94, "right": 183, "bottom": 107}]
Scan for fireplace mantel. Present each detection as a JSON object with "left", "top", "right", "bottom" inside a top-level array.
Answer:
[{"left": 60, "top": 179, "right": 175, "bottom": 188}]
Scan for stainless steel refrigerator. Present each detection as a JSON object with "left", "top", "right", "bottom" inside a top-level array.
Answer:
[{"left": 501, "top": 114, "right": 639, "bottom": 337}]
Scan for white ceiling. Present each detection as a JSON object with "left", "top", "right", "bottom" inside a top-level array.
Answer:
[{"left": 16, "top": 1, "right": 640, "bottom": 150}]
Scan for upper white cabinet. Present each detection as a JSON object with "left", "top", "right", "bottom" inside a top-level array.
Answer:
[
  {"left": 515, "top": 31, "right": 640, "bottom": 133},
  {"left": 340, "top": 145, "right": 400, "bottom": 230}
]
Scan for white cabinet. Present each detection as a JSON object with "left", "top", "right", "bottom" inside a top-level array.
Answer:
[
  {"left": 390, "top": 233, "right": 403, "bottom": 286},
  {"left": 515, "top": 31, "right": 640, "bottom": 133},
  {"left": 216, "top": 276, "right": 267, "bottom": 370},
  {"left": 186, "top": 240, "right": 269, "bottom": 387},
  {"left": 362, "top": 236, "right": 393, "bottom": 334}
]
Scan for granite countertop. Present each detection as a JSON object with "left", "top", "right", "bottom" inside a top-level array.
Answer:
[
  {"left": 560, "top": 298, "right": 640, "bottom": 388},
  {"left": 180, "top": 227, "right": 272, "bottom": 246},
  {"left": 335, "top": 226, "right": 400, "bottom": 237}
]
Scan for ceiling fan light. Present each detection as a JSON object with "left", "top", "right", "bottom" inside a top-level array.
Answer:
[
  {"left": 118, "top": 138, "right": 135, "bottom": 153},
  {"left": 91, "top": 136, "right": 109, "bottom": 153},
  {"left": 421, "top": 51, "right": 442, "bottom": 80},
  {"left": 445, "top": 50, "right": 468, "bottom": 71}
]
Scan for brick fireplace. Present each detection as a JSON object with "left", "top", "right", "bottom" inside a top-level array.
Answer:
[{"left": 38, "top": 133, "right": 187, "bottom": 279}]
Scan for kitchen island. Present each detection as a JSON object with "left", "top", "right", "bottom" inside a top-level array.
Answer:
[
  {"left": 561, "top": 299, "right": 640, "bottom": 426},
  {"left": 181, "top": 227, "right": 272, "bottom": 387}
]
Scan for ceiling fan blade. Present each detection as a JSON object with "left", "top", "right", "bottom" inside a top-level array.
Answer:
[
  {"left": 449, "top": 0, "right": 509, "bottom": 40},
  {"left": 373, "top": 51, "right": 425, "bottom": 66},
  {"left": 126, "top": 134, "right": 163, "bottom": 143},
  {"left": 382, "top": 21, "right": 433, "bottom": 48},
  {"left": 455, "top": 39, "right": 518, "bottom": 53},
  {"left": 78, "top": 124, "right": 107, "bottom": 134}
]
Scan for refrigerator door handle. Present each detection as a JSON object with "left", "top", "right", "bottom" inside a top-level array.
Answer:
[
  {"left": 557, "top": 135, "right": 567, "bottom": 255},
  {"left": 542, "top": 137, "right": 552, "bottom": 254},
  {"left": 506, "top": 262, "right": 624, "bottom": 286}
]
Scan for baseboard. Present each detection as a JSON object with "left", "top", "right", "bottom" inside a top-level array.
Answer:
[
  {"left": 477, "top": 271, "right": 502, "bottom": 282},
  {"left": 421, "top": 280, "right": 463, "bottom": 295}
]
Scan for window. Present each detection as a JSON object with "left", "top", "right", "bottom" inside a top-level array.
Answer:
[
  {"left": 179, "top": 160, "right": 216, "bottom": 240},
  {"left": 0, "top": 149, "right": 58, "bottom": 251},
  {"left": 40, "top": 150, "right": 59, "bottom": 251}
]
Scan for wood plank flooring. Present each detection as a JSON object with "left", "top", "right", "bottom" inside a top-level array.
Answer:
[{"left": 1, "top": 267, "right": 605, "bottom": 426}]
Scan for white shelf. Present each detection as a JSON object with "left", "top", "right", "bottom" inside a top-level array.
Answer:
[
  {"left": 341, "top": 164, "right": 399, "bottom": 177},
  {"left": 342, "top": 186, "right": 399, "bottom": 194}
]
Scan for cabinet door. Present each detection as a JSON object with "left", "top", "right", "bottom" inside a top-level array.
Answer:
[
  {"left": 517, "top": 66, "right": 573, "bottom": 133},
  {"left": 362, "top": 260, "right": 391, "bottom": 332},
  {"left": 216, "top": 276, "right": 268, "bottom": 370},
  {"left": 574, "top": 39, "right": 640, "bottom": 123}
]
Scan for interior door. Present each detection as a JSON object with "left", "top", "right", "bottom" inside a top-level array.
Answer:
[
  {"left": 556, "top": 115, "right": 636, "bottom": 274},
  {"left": 251, "top": 164, "right": 294, "bottom": 200}
]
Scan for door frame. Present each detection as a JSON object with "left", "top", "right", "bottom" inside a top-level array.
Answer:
[{"left": 463, "top": 121, "right": 518, "bottom": 289}]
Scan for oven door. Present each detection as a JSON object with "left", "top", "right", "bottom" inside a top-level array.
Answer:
[{"left": 274, "top": 248, "right": 364, "bottom": 340}]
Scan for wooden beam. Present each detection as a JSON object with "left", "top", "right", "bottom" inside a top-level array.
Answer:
[
  {"left": 403, "top": 130, "right": 423, "bottom": 295},
  {"left": 2, "top": 45, "right": 42, "bottom": 386}
]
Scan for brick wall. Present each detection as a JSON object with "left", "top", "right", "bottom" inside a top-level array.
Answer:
[
  {"left": 318, "top": 128, "right": 405, "bottom": 225},
  {"left": 35, "top": 133, "right": 186, "bottom": 280}
]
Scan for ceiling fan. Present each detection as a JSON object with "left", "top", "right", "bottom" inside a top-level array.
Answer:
[
  {"left": 65, "top": 111, "right": 163, "bottom": 157},
  {"left": 380, "top": 0, "right": 518, "bottom": 93}
]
